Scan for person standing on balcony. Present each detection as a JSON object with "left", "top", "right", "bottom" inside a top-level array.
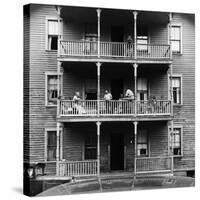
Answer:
[
  {"left": 127, "top": 35, "right": 134, "bottom": 57},
  {"left": 125, "top": 89, "right": 135, "bottom": 114},
  {"left": 104, "top": 90, "right": 112, "bottom": 114},
  {"left": 73, "top": 91, "right": 86, "bottom": 114}
]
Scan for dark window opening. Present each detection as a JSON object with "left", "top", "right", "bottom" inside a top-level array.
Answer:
[
  {"left": 49, "top": 36, "right": 58, "bottom": 50},
  {"left": 85, "top": 135, "right": 97, "bottom": 160}
]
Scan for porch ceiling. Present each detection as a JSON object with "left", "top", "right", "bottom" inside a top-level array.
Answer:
[{"left": 61, "top": 6, "right": 169, "bottom": 25}]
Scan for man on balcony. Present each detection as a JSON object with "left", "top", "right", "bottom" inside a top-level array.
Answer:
[{"left": 104, "top": 90, "right": 112, "bottom": 114}]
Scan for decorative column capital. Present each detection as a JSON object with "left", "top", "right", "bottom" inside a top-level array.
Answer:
[
  {"left": 168, "top": 13, "right": 173, "bottom": 23},
  {"left": 96, "top": 62, "right": 102, "bottom": 68},
  {"left": 96, "top": 8, "right": 102, "bottom": 17},
  {"left": 96, "top": 121, "right": 102, "bottom": 126},
  {"left": 132, "top": 11, "right": 138, "bottom": 19}
]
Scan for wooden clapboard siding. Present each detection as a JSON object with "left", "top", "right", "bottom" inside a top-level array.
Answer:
[
  {"left": 171, "top": 13, "right": 195, "bottom": 170},
  {"left": 24, "top": 5, "right": 30, "bottom": 163},
  {"left": 28, "top": 4, "right": 58, "bottom": 163}
]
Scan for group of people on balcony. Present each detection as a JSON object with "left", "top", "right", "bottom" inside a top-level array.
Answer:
[{"left": 63, "top": 90, "right": 168, "bottom": 115}]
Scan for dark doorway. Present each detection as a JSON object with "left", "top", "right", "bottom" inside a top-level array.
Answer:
[
  {"left": 111, "top": 79, "right": 124, "bottom": 100},
  {"left": 111, "top": 26, "right": 124, "bottom": 42},
  {"left": 111, "top": 26, "right": 124, "bottom": 56},
  {"left": 110, "top": 133, "right": 124, "bottom": 170},
  {"left": 85, "top": 92, "right": 97, "bottom": 100}
]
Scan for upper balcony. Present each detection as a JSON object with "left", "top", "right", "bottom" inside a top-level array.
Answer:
[
  {"left": 59, "top": 40, "right": 171, "bottom": 63},
  {"left": 58, "top": 6, "right": 172, "bottom": 64}
]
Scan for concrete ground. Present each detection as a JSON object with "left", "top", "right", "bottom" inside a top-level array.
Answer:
[{"left": 37, "top": 174, "right": 195, "bottom": 196}]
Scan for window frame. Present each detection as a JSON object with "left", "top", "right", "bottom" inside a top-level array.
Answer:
[
  {"left": 137, "top": 77, "right": 148, "bottom": 101},
  {"left": 45, "top": 16, "right": 63, "bottom": 51},
  {"left": 137, "top": 129, "right": 149, "bottom": 157},
  {"left": 168, "top": 74, "right": 183, "bottom": 105},
  {"left": 84, "top": 135, "right": 97, "bottom": 160},
  {"left": 168, "top": 125, "right": 183, "bottom": 157},
  {"left": 169, "top": 23, "right": 182, "bottom": 54},
  {"left": 44, "top": 128, "right": 63, "bottom": 162},
  {"left": 45, "top": 72, "right": 63, "bottom": 107}
]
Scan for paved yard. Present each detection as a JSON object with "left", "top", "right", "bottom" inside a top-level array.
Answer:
[{"left": 37, "top": 175, "right": 195, "bottom": 196}]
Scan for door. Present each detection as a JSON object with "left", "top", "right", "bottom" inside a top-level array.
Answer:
[
  {"left": 111, "top": 26, "right": 124, "bottom": 56},
  {"left": 111, "top": 79, "right": 124, "bottom": 100},
  {"left": 110, "top": 133, "right": 124, "bottom": 170}
]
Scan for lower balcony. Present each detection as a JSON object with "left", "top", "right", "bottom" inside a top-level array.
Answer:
[{"left": 58, "top": 99, "right": 172, "bottom": 121}]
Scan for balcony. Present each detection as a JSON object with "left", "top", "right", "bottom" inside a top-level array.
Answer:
[
  {"left": 58, "top": 99, "right": 172, "bottom": 122},
  {"left": 59, "top": 40, "right": 171, "bottom": 62}
]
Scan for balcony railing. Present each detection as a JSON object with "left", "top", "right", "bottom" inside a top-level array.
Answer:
[
  {"left": 136, "top": 156, "right": 171, "bottom": 173},
  {"left": 58, "top": 160, "right": 98, "bottom": 176},
  {"left": 60, "top": 40, "right": 170, "bottom": 60},
  {"left": 58, "top": 99, "right": 171, "bottom": 117}
]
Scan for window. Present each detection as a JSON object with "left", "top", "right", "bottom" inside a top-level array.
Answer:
[
  {"left": 137, "top": 130, "right": 148, "bottom": 156},
  {"left": 137, "top": 78, "right": 148, "bottom": 101},
  {"left": 170, "top": 25, "right": 182, "bottom": 53},
  {"left": 169, "top": 127, "right": 182, "bottom": 156},
  {"left": 47, "top": 131, "right": 57, "bottom": 161},
  {"left": 172, "top": 76, "right": 182, "bottom": 104},
  {"left": 85, "top": 135, "right": 97, "bottom": 160},
  {"left": 45, "top": 73, "right": 62, "bottom": 106},
  {"left": 85, "top": 79, "right": 97, "bottom": 100},
  {"left": 47, "top": 19, "right": 58, "bottom": 50},
  {"left": 137, "top": 26, "right": 148, "bottom": 51}
]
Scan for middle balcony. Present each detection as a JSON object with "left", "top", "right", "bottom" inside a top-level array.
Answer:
[{"left": 57, "top": 62, "right": 172, "bottom": 122}]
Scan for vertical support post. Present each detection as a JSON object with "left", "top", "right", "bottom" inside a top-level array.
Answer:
[
  {"left": 56, "top": 122, "right": 61, "bottom": 176},
  {"left": 96, "top": 121, "right": 101, "bottom": 176},
  {"left": 96, "top": 9, "right": 101, "bottom": 58},
  {"left": 96, "top": 62, "right": 101, "bottom": 116},
  {"left": 133, "top": 11, "right": 138, "bottom": 59},
  {"left": 168, "top": 13, "right": 173, "bottom": 60},
  {"left": 169, "top": 64, "right": 173, "bottom": 116},
  {"left": 170, "top": 120, "right": 174, "bottom": 175},
  {"left": 133, "top": 63, "right": 138, "bottom": 116},
  {"left": 57, "top": 6, "right": 62, "bottom": 57},
  {"left": 57, "top": 61, "right": 61, "bottom": 118},
  {"left": 133, "top": 121, "right": 138, "bottom": 178}
]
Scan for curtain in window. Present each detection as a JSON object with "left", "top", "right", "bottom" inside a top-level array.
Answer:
[
  {"left": 137, "top": 78, "right": 148, "bottom": 100},
  {"left": 48, "top": 20, "right": 58, "bottom": 35}
]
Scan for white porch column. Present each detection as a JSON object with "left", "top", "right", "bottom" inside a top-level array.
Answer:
[
  {"left": 56, "top": 122, "right": 61, "bottom": 176},
  {"left": 133, "top": 63, "right": 138, "bottom": 116},
  {"left": 96, "top": 8, "right": 101, "bottom": 58},
  {"left": 133, "top": 121, "right": 138, "bottom": 178},
  {"left": 96, "top": 121, "right": 101, "bottom": 176},
  {"left": 168, "top": 13, "right": 173, "bottom": 60},
  {"left": 133, "top": 11, "right": 138, "bottom": 59},
  {"left": 96, "top": 62, "right": 101, "bottom": 116},
  {"left": 57, "top": 6, "right": 62, "bottom": 56},
  {"left": 170, "top": 120, "right": 174, "bottom": 175}
]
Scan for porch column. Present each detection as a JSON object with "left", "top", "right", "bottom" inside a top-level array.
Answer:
[
  {"left": 96, "top": 121, "right": 101, "bottom": 176},
  {"left": 133, "top": 63, "right": 138, "bottom": 116},
  {"left": 168, "top": 13, "right": 173, "bottom": 60},
  {"left": 57, "top": 6, "right": 62, "bottom": 56},
  {"left": 133, "top": 121, "right": 138, "bottom": 178},
  {"left": 133, "top": 11, "right": 138, "bottom": 59},
  {"left": 57, "top": 61, "right": 62, "bottom": 118},
  {"left": 56, "top": 122, "right": 61, "bottom": 176},
  {"left": 96, "top": 62, "right": 101, "bottom": 116},
  {"left": 96, "top": 8, "right": 101, "bottom": 58},
  {"left": 170, "top": 120, "right": 174, "bottom": 175},
  {"left": 169, "top": 64, "right": 173, "bottom": 116}
]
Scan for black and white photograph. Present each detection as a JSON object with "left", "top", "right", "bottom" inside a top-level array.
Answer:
[{"left": 22, "top": 2, "right": 195, "bottom": 197}]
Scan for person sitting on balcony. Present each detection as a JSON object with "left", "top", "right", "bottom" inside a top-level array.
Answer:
[
  {"left": 104, "top": 90, "right": 112, "bottom": 114},
  {"left": 125, "top": 89, "right": 135, "bottom": 100}
]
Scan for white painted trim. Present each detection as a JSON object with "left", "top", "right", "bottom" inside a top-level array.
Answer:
[
  {"left": 168, "top": 23, "right": 183, "bottom": 54},
  {"left": 168, "top": 73, "right": 183, "bottom": 105},
  {"left": 44, "top": 127, "right": 62, "bottom": 162},
  {"left": 168, "top": 125, "right": 183, "bottom": 157},
  {"left": 45, "top": 71, "right": 63, "bottom": 107},
  {"left": 45, "top": 16, "right": 63, "bottom": 51}
]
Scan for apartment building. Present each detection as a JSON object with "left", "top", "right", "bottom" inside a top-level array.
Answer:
[{"left": 23, "top": 4, "right": 195, "bottom": 180}]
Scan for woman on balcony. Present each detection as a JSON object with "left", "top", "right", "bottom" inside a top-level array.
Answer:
[{"left": 104, "top": 90, "right": 112, "bottom": 114}]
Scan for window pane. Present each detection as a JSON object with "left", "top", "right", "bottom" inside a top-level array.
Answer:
[
  {"left": 137, "top": 78, "right": 148, "bottom": 91},
  {"left": 50, "top": 36, "right": 58, "bottom": 50},
  {"left": 48, "top": 20, "right": 58, "bottom": 35},
  {"left": 171, "top": 27, "right": 180, "bottom": 40},
  {"left": 47, "top": 131, "right": 56, "bottom": 161},
  {"left": 171, "top": 41, "right": 180, "bottom": 52}
]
